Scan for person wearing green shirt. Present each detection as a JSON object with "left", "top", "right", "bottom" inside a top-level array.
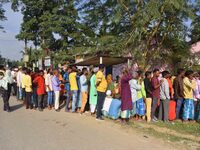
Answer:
[
  {"left": 136, "top": 71, "right": 146, "bottom": 120},
  {"left": 89, "top": 68, "right": 98, "bottom": 115}
]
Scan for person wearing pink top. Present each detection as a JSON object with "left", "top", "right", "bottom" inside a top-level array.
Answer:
[{"left": 193, "top": 72, "right": 200, "bottom": 120}]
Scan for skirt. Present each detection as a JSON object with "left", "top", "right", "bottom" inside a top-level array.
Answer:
[
  {"left": 136, "top": 98, "right": 146, "bottom": 116},
  {"left": 182, "top": 99, "right": 194, "bottom": 120}
]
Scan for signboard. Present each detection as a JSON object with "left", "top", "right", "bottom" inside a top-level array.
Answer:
[
  {"left": 23, "top": 55, "right": 29, "bottom": 62},
  {"left": 44, "top": 56, "right": 51, "bottom": 67},
  {"left": 38, "top": 59, "right": 43, "bottom": 70}
]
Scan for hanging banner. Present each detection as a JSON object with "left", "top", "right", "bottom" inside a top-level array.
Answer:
[
  {"left": 44, "top": 56, "right": 51, "bottom": 67},
  {"left": 23, "top": 55, "right": 29, "bottom": 62}
]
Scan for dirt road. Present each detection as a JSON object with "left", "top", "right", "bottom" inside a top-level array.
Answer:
[{"left": 0, "top": 97, "right": 176, "bottom": 150}]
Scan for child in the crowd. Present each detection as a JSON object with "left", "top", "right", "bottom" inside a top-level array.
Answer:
[{"left": 158, "top": 71, "right": 170, "bottom": 122}]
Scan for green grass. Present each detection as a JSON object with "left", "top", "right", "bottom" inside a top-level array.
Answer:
[
  {"left": 108, "top": 118, "right": 200, "bottom": 149},
  {"left": 153, "top": 121, "right": 200, "bottom": 137}
]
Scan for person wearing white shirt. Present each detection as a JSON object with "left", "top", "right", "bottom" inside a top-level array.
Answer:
[
  {"left": 16, "top": 67, "right": 23, "bottom": 100},
  {"left": 158, "top": 71, "right": 170, "bottom": 122},
  {"left": 45, "top": 69, "right": 54, "bottom": 109}
]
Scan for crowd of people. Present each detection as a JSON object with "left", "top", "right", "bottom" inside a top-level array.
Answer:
[{"left": 0, "top": 64, "right": 200, "bottom": 124}]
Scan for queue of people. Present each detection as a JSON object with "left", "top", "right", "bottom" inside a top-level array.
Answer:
[{"left": 0, "top": 64, "right": 200, "bottom": 124}]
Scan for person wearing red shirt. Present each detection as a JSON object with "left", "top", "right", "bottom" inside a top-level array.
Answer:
[
  {"left": 31, "top": 68, "right": 39, "bottom": 109},
  {"left": 33, "top": 70, "right": 46, "bottom": 111}
]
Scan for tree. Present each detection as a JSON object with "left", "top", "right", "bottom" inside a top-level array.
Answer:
[
  {"left": 0, "top": 0, "right": 8, "bottom": 29},
  {"left": 190, "top": 0, "right": 200, "bottom": 43},
  {"left": 12, "top": 0, "right": 86, "bottom": 51},
  {"left": 80, "top": 0, "right": 195, "bottom": 70}
]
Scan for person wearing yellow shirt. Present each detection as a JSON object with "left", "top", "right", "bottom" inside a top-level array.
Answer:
[
  {"left": 96, "top": 64, "right": 107, "bottom": 121},
  {"left": 24, "top": 69, "right": 33, "bottom": 109},
  {"left": 183, "top": 70, "right": 196, "bottom": 122},
  {"left": 69, "top": 66, "right": 78, "bottom": 112},
  {"left": 21, "top": 68, "right": 26, "bottom": 101}
]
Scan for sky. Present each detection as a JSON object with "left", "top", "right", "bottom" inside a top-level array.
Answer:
[{"left": 0, "top": 3, "right": 24, "bottom": 61}]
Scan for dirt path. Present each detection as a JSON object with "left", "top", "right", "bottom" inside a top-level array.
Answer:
[{"left": 0, "top": 97, "right": 185, "bottom": 150}]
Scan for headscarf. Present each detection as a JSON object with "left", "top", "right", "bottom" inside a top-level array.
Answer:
[
  {"left": 107, "top": 74, "right": 113, "bottom": 85},
  {"left": 132, "top": 71, "right": 138, "bottom": 79}
]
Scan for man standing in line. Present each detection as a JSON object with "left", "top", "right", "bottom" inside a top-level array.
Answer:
[
  {"left": 151, "top": 69, "right": 163, "bottom": 122},
  {"left": 45, "top": 69, "right": 54, "bottom": 110},
  {"left": 158, "top": 71, "right": 170, "bottom": 122},
  {"left": 173, "top": 68, "right": 185, "bottom": 120},
  {"left": 63, "top": 67, "right": 72, "bottom": 112},
  {"left": 80, "top": 68, "right": 88, "bottom": 114},
  {"left": 183, "top": 70, "right": 196, "bottom": 122},
  {"left": 144, "top": 71, "right": 153, "bottom": 122},
  {"left": 16, "top": 66, "right": 23, "bottom": 100},
  {"left": 24, "top": 69, "right": 33, "bottom": 109},
  {"left": 33, "top": 70, "right": 46, "bottom": 111},
  {"left": 96, "top": 64, "right": 108, "bottom": 121},
  {"left": 69, "top": 66, "right": 78, "bottom": 112},
  {"left": 52, "top": 70, "right": 61, "bottom": 112}
]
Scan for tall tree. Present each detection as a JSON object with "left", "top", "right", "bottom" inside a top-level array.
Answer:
[
  {"left": 190, "top": 0, "right": 200, "bottom": 43},
  {"left": 12, "top": 0, "right": 86, "bottom": 52},
  {"left": 80, "top": 0, "right": 195, "bottom": 70},
  {"left": 0, "top": 0, "right": 8, "bottom": 29}
]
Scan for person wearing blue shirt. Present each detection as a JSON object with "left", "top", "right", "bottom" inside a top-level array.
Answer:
[{"left": 63, "top": 67, "right": 72, "bottom": 112}]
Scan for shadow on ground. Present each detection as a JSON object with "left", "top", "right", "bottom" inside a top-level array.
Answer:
[{"left": 10, "top": 103, "right": 24, "bottom": 112}]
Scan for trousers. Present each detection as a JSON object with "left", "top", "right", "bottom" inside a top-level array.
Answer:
[
  {"left": 54, "top": 91, "right": 60, "bottom": 110},
  {"left": 81, "top": 92, "right": 88, "bottom": 112},
  {"left": 96, "top": 91, "right": 106, "bottom": 118},
  {"left": 158, "top": 99, "right": 169, "bottom": 121},
  {"left": 146, "top": 98, "right": 152, "bottom": 122}
]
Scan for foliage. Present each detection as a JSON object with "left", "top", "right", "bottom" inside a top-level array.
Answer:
[
  {"left": 9, "top": 0, "right": 199, "bottom": 68},
  {"left": 79, "top": 0, "right": 195, "bottom": 70},
  {"left": 0, "top": 0, "right": 8, "bottom": 29},
  {"left": 12, "top": 0, "right": 87, "bottom": 52},
  {"left": 190, "top": 0, "right": 200, "bottom": 43}
]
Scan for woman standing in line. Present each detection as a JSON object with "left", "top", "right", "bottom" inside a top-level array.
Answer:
[{"left": 120, "top": 68, "right": 132, "bottom": 123}]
